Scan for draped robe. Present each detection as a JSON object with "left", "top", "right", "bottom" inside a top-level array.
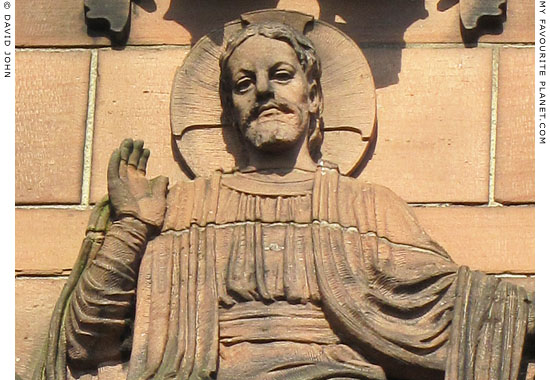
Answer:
[{"left": 35, "top": 167, "right": 533, "bottom": 380}]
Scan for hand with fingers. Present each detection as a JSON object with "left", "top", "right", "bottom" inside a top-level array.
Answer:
[{"left": 108, "top": 139, "right": 169, "bottom": 229}]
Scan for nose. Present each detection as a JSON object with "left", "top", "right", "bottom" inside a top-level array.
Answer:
[{"left": 255, "top": 73, "right": 272, "bottom": 99}]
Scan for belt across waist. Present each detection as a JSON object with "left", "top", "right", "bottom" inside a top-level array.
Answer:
[{"left": 219, "top": 301, "right": 342, "bottom": 345}]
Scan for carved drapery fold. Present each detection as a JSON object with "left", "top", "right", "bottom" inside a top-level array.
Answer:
[
  {"left": 33, "top": 169, "right": 532, "bottom": 380},
  {"left": 446, "top": 268, "right": 530, "bottom": 380},
  {"left": 66, "top": 217, "right": 148, "bottom": 368}
]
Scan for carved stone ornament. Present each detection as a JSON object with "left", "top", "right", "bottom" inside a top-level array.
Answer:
[
  {"left": 459, "top": 0, "right": 506, "bottom": 30},
  {"left": 84, "top": 0, "right": 131, "bottom": 44},
  {"left": 33, "top": 9, "right": 533, "bottom": 380}
]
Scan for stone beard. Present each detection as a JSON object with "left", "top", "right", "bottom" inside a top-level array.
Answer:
[
  {"left": 219, "top": 22, "right": 323, "bottom": 164},
  {"left": 33, "top": 22, "right": 534, "bottom": 380}
]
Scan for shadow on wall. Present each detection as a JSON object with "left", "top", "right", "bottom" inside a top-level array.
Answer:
[
  {"left": 154, "top": 0, "right": 429, "bottom": 89},
  {"left": 119, "top": 0, "right": 504, "bottom": 88},
  {"left": 317, "top": 0, "right": 428, "bottom": 88}
]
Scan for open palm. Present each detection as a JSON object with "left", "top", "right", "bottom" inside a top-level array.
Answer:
[{"left": 107, "top": 139, "right": 168, "bottom": 228}]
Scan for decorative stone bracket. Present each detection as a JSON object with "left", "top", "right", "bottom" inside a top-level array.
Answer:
[
  {"left": 84, "top": 0, "right": 131, "bottom": 44},
  {"left": 460, "top": 0, "right": 506, "bottom": 30},
  {"left": 84, "top": 0, "right": 507, "bottom": 45}
]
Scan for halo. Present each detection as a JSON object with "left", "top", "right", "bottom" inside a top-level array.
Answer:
[{"left": 170, "top": 9, "right": 377, "bottom": 177}]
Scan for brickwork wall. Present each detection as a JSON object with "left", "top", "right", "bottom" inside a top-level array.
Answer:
[{"left": 14, "top": 0, "right": 534, "bottom": 377}]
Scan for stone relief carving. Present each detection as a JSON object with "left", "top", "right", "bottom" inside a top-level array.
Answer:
[{"left": 33, "top": 10, "right": 533, "bottom": 380}]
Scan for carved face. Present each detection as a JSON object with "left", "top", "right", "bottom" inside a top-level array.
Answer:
[{"left": 226, "top": 35, "right": 317, "bottom": 153}]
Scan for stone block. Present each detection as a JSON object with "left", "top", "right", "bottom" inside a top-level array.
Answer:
[
  {"left": 16, "top": 50, "right": 90, "bottom": 204},
  {"left": 495, "top": 48, "right": 535, "bottom": 204},
  {"left": 361, "top": 48, "right": 493, "bottom": 203},
  {"left": 414, "top": 206, "right": 534, "bottom": 273},
  {"left": 16, "top": 208, "right": 91, "bottom": 275}
]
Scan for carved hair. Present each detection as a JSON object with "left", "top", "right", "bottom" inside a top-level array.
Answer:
[{"left": 219, "top": 22, "right": 324, "bottom": 160}]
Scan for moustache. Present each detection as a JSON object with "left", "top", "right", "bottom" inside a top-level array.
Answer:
[{"left": 245, "top": 99, "right": 301, "bottom": 125}]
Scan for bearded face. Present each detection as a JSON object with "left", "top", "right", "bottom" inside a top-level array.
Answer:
[{"left": 225, "top": 35, "right": 315, "bottom": 153}]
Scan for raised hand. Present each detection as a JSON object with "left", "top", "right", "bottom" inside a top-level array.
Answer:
[{"left": 107, "top": 139, "right": 169, "bottom": 228}]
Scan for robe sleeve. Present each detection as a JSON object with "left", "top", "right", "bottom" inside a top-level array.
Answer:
[
  {"left": 369, "top": 182, "right": 451, "bottom": 261},
  {"left": 445, "top": 267, "right": 533, "bottom": 380},
  {"left": 65, "top": 216, "right": 149, "bottom": 369},
  {"left": 366, "top": 183, "right": 534, "bottom": 380},
  {"left": 316, "top": 173, "right": 534, "bottom": 380},
  {"left": 32, "top": 198, "right": 112, "bottom": 380}
]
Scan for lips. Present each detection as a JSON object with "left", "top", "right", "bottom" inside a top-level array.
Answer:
[
  {"left": 258, "top": 108, "right": 281, "bottom": 120},
  {"left": 257, "top": 103, "right": 280, "bottom": 117},
  {"left": 245, "top": 100, "right": 296, "bottom": 126}
]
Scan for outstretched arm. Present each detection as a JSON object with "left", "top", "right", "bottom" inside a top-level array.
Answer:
[
  {"left": 65, "top": 139, "right": 168, "bottom": 369},
  {"left": 367, "top": 184, "right": 535, "bottom": 380}
]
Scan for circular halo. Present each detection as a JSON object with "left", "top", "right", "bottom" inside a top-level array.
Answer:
[{"left": 170, "top": 9, "right": 377, "bottom": 177}]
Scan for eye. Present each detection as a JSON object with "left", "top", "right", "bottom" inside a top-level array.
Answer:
[
  {"left": 234, "top": 77, "right": 253, "bottom": 94},
  {"left": 272, "top": 69, "right": 294, "bottom": 83}
]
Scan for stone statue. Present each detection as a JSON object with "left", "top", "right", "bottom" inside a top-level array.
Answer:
[{"left": 32, "top": 11, "right": 534, "bottom": 380}]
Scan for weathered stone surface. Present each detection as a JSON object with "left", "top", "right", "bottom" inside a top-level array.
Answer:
[
  {"left": 361, "top": 48, "right": 492, "bottom": 203},
  {"left": 15, "top": 0, "right": 109, "bottom": 46},
  {"left": 500, "top": 277, "right": 534, "bottom": 293},
  {"left": 15, "top": 209, "right": 91, "bottom": 275},
  {"left": 16, "top": 50, "right": 90, "bottom": 204},
  {"left": 495, "top": 48, "right": 535, "bottom": 204},
  {"left": 15, "top": 278, "right": 66, "bottom": 379},
  {"left": 415, "top": 206, "right": 534, "bottom": 273}
]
